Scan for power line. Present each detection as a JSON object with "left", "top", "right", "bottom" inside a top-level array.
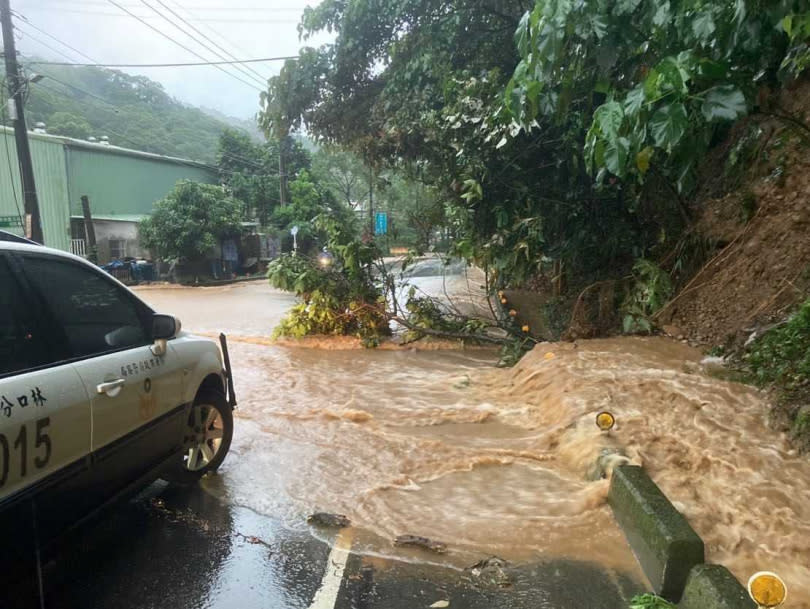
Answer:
[
  {"left": 139, "top": 0, "right": 266, "bottom": 88},
  {"left": 14, "top": 7, "right": 299, "bottom": 23},
  {"left": 14, "top": 25, "right": 80, "bottom": 63},
  {"left": 160, "top": 0, "right": 270, "bottom": 85},
  {"left": 11, "top": 13, "right": 100, "bottom": 64},
  {"left": 23, "top": 1, "right": 305, "bottom": 10},
  {"left": 32, "top": 69, "right": 123, "bottom": 110},
  {"left": 105, "top": 0, "right": 263, "bottom": 92},
  {"left": 26, "top": 55, "right": 297, "bottom": 68}
]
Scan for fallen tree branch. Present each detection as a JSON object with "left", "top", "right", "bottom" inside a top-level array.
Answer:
[{"left": 388, "top": 313, "right": 517, "bottom": 346}]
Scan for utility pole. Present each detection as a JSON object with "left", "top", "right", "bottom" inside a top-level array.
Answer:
[
  {"left": 1, "top": 0, "right": 43, "bottom": 243},
  {"left": 80, "top": 195, "right": 97, "bottom": 263},
  {"left": 278, "top": 135, "right": 288, "bottom": 206}
]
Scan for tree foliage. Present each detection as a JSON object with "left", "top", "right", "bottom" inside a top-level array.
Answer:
[
  {"left": 506, "top": 0, "right": 803, "bottom": 194},
  {"left": 264, "top": 0, "right": 810, "bottom": 319},
  {"left": 139, "top": 181, "right": 243, "bottom": 261},
  {"left": 217, "top": 128, "right": 311, "bottom": 225}
]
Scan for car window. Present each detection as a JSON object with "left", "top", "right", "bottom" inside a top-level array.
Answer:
[
  {"left": 20, "top": 255, "right": 151, "bottom": 359},
  {"left": 0, "top": 257, "right": 50, "bottom": 375}
]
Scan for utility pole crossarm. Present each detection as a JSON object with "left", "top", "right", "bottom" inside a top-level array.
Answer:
[{"left": 1, "top": 0, "right": 44, "bottom": 243}]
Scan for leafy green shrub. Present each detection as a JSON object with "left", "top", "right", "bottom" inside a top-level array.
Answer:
[
  {"left": 622, "top": 259, "right": 673, "bottom": 334},
  {"left": 746, "top": 299, "right": 810, "bottom": 395},
  {"left": 628, "top": 594, "right": 675, "bottom": 609},
  {"left": 272, "top": 290, "right": 387, "bottom": 344},
  {"left": 267, "top": 220, "right": 390, "bottom": 343}
]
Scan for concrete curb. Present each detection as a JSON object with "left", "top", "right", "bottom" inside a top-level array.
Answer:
[
  {"left": 607, "top": 465, "right": 704, "bottom": 601},
  {"left": 679, "top": 564, "right": 755, "bottom": 609}
]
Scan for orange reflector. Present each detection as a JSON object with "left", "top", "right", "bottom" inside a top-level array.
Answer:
[
  {"left": 596, "top": 411, "right": 615, "bottom": 431},
  {"left": 748, "top": 572, "right": 787, "bottom": 608}
]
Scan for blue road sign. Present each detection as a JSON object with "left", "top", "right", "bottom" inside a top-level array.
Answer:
[{"left": 375, "top": 211, "right": 388, "bottom": 235}]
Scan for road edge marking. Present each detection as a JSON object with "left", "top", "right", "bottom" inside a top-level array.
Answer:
[{"left": 308, "top": 528, "right": 355, "bottom": 609}]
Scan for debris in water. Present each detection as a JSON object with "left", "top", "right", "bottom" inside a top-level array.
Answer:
[
  {"left": 586, "top": 447, "right": 631, "bottom": 481},
  {"left": 394, "top": 535, "right": 448, "bottom": 554},
  {"left": 307, "top": 512, "right": 352, "bottom": 528},
  {"left": 466, "top": 556, "right": 513, "bottom": 588},
  {"left": 429, "top": 601, "right": 450, "bottom": 608},
  {"left": 452, "top": 374, "right": 471, "bottom": 389}
]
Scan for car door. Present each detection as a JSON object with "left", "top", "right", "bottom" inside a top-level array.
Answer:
[
  {"left": 0, "top": 253, "right": 92, "bottom": 559},
  {"left": 16, "top": 253, "right": 186, "bottom": 497}
]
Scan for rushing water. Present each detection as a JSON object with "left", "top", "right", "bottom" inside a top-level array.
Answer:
[{"left": 136, "top": 280, "right": 810, "bottom": 607}]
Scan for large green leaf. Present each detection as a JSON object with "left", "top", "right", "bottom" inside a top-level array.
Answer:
[
  {"left": 594, "top": 101, "right": 624, "bottom": 137},
  {"left": 515, "top": 11, "right": 531, "bottom": 56},
  {"left": 643, "top": 68, "right": 660, "bottom": 100},
  {"left": 656, "top": 57, "right": 688, "bottom": 95},
  {"left": 650, "top": 103, "right": 687, "bottom": 150},
  {"left": 700, "top": 85, "right": 747, "bottom": 122},
  {"left": 624, "top": 86, "right": 646, "bottom": 116},
  {"left": 615, "top": 0, "right": 641, "bottom": 16},
  {"left": 692, "top": 11, "right": 716, "bottom": 42},
  {"left": 604, "top": 137, "right": 630, "bottom": 176},
  {"left": 653, "top": 1, "right": 671, "bottom": 27}
]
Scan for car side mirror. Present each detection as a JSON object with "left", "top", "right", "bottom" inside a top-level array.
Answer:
[{"left": 151, "top": 314, "right": 181, "bottom": 356}]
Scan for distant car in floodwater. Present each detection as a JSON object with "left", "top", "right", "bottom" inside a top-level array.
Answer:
[{"left": 0, "top": 232, "right": 235, "bottom": 584}]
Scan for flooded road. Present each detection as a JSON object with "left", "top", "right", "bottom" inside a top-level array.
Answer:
[
  {"left": 14, "top": 277, "right": 810, "bottom": 608},
  {"left": 141, "top": 280, "right": 810, "bottom": 607},
  {"left": 138, "top": 282, "right": 643, "bottom": 575}
]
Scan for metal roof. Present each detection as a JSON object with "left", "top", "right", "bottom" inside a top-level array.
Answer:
[
  {"left": 4, "top": 126, "right": 216, "bottom": 171},
  {"left": 70, "top": 214, "right": 147, "bottom": 223}
]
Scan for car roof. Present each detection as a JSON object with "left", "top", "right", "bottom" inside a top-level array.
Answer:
[{"left": 0, "top": 236, "right": 108, "bottom": 270}]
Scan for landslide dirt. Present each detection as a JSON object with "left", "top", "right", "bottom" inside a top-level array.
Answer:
[{"left": 658, "top": 81, "right": 810, "bottom": 347}]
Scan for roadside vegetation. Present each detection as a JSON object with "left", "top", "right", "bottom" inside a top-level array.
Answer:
[
  {"left": 138, "top": 181, "right": 243, "bottom": 264},
  {"left": 256, "top": 0, "right": 809, "bottom": 342},
  {"left": 743, "top": 298, "right": 810, "bottom": 449},
  {"left": 628, "top": 594, "right": 675, "bottom": 609}
]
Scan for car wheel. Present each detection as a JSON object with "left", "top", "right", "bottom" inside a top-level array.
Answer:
[{"left": 164, "top": 390, "right": 233, "bottom": 484}]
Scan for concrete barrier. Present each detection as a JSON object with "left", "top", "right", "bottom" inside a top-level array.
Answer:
[
  {"left": 608, "top": 465, "right": 704, "bottom": 601},
  {"left": 679, "top": 565, "right": 755, "bottom": 609}
]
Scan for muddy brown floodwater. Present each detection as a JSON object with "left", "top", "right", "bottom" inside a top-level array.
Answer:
[{"left": 136, "top": 281, "right": 810, "bottom": 608}]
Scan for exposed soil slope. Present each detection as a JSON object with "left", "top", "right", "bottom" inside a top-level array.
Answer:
[{"left": 658, "top": 82, "right": 810, "bottom": 347}]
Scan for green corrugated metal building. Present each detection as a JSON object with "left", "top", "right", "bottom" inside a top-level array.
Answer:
[{"left": 0, "top": 126, "right": 217, "bottom": 259}]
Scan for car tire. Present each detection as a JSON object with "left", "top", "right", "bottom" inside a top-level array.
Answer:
[{"left": 163, "top": 390, "right": 233, "bottom": 485}]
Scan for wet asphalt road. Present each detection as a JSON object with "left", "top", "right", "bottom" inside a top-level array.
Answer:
[{"left": 6, "top": 480, "right": 643, "bottom": 609}]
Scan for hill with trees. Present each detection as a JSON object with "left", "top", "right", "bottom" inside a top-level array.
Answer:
[{"left": 3, "top": 58, "right": 249, "bottom": 163}]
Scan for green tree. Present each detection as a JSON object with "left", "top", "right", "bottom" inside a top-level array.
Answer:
[
  {"left": 270, "top": 170, "right": 358, "bottom": 254},
  {"left": 265, "top": 0, "right": 809, "bottom": 296},
  {"left": 258, "top": 49, "right": 326, "bottom": 204},
  {"left": 139, "top": 181, "right": 243, "bottom": 262},
  {"left": 311, "top": 147, "right": 368, "bottom": 208},
  {"left": 46, "top": 111, "right": 92, "bottom": 139},
  {"left": 217, "top": 128, "right": 312, "bottom": 225},
  {"left": 380, "top": 172, "right": 445, "bottom": 251}
]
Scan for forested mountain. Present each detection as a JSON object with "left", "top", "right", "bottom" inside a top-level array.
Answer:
[{"left": 2, "top": 58, "right": 254, "bottom": 164}]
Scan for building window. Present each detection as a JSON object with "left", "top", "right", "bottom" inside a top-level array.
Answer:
[{"left": 109, "top": 239, "right": 127, "bottom": 260}]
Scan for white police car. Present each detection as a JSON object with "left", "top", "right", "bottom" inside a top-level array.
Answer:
[{"left": 0, "top": 233, "right": 235, "bottom": 568}]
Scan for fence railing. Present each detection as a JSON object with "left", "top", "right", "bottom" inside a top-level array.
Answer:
[{"left": 70, "top": 239, "right": 87, "bottom": 258}]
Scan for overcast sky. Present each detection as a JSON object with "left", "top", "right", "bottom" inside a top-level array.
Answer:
[{"left": 12, "top": 0, "right": 330, "bottom": 120}]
